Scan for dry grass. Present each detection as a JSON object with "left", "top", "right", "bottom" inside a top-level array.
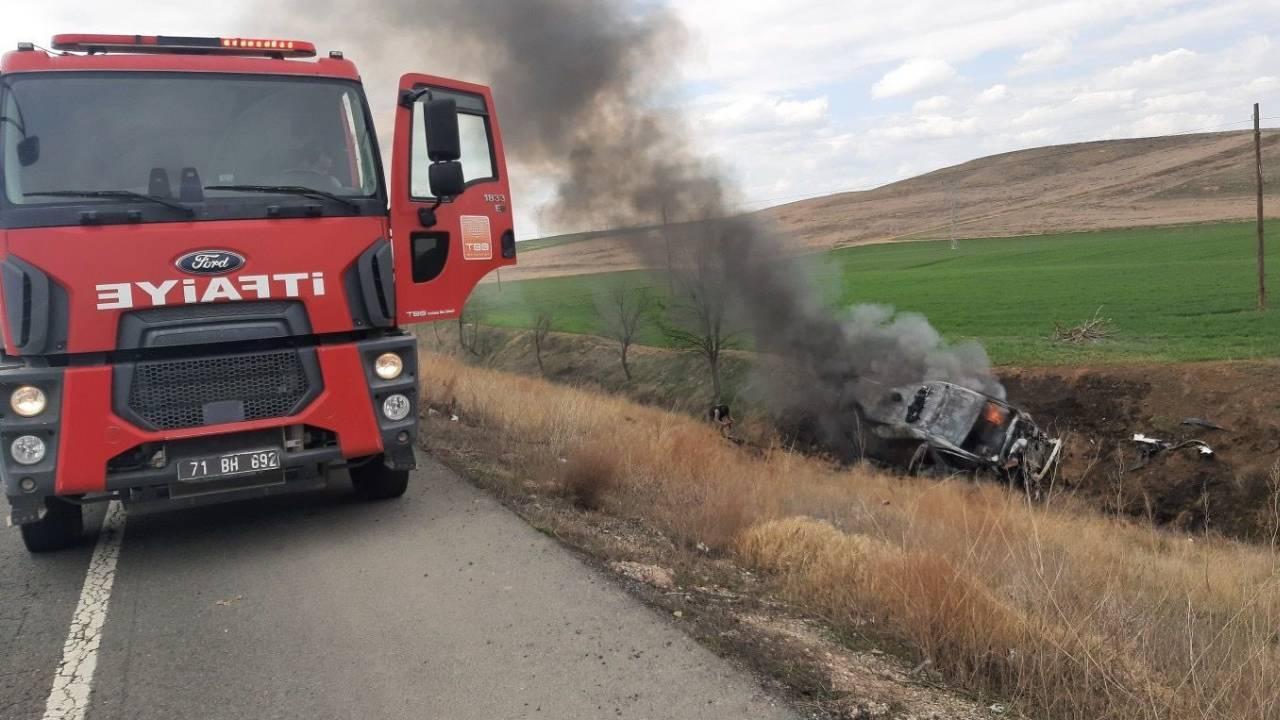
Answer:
[
  {"left": 420, "top": 350, "right": 1280, "bottom": 720},
  {"left": 558, "top": 444, "right": 620, "bottom": 510},
  {"left": 1053, "top": 306, "right": 1116, "bottom": 344}
]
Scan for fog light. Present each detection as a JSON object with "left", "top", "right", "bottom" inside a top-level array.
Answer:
[
  {"left": 397, "top": 431, "right": 410, "bottom": 444},
  {"left": 382, "top": 394, "right": 411, "bottom": 421},
  {"left": 374, "top": 353, "right": 404, "bottom": 380},
  {"left": 19, "top": 477, "right": 37, "bottom": 493},
  {"left": 11, "top": 435, "right": 46, "bottom": 465},
  {"left": 10, "top": 386, "right": 47, "bottom": 417}
]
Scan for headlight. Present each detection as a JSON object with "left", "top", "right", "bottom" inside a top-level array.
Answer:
[
  {"left": 10, "top": 386, "right": 47, "bottom": 417},
  {"left": 11, "top": 435, "right": 46, "bottom": 465},
  {"left": 382, "top": 394, "right": 411, "bottom": 421},
  {"left": 374, "top": 353, "right": 404, "bottom": 380}
]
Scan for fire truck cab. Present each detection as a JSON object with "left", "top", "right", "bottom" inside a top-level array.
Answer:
[{"left": 0, "top": 35, "right": 516, "bottom": 552}]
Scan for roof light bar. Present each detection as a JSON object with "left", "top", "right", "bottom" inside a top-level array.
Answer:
[{"left": 50, "top": 34, "right": 317, "bottom": 58}]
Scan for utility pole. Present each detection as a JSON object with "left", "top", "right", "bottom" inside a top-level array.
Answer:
[
  {"left": 1256, "top": 103, "right": 1266, "bottom": 311},
  {"left": 948, "top": 176, "right": 958, "bottom": 250}
]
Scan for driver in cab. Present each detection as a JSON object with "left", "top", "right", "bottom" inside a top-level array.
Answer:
[{"left": 291, "top": 140, "right": 344, "bottom": 189}]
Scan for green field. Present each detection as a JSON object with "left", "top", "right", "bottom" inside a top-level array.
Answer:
[
  {"left": 476, "top": 221, "right": 1280, "bottom": 365},
  {"left": 512, "top": 224, "right": 659, "bottom": 253}
]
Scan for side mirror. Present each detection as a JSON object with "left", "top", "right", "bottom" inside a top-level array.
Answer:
[
  {"left": 17, "top": 136, "right": 38, "bottom": 167},
  {"left": 423, "top": 98, "right": 461, "bottom": 162},
  {"left": 429, "top": 161, "right": 465, "bottom": 199}
]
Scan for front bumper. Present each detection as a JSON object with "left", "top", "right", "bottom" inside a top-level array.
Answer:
[{"left": 3, "top": 335, "right": 418, "bottom": 525}]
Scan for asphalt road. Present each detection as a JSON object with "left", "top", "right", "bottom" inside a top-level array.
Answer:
[{"left": 0, "top": 458, "right": 795, "bottom": 720}]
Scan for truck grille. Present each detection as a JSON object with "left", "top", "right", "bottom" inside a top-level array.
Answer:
[{"left": 126, "top": 350, "right": 315, "bottom": 430}]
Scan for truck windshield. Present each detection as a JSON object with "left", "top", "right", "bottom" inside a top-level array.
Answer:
[{"left": 0, "top": 73, "right": 380, "bottom": 212}]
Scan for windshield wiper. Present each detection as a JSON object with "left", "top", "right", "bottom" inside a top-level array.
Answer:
[
  {"left": 24, "top": 190, "right": 194, "bottom": 216},
  {"left": 204, "top": 184, "right": 362, "bottom": 213}
]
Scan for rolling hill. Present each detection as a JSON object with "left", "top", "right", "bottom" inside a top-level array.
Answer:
[{"left": 506, "top": 129, "right": 1280, "bottom": 280}]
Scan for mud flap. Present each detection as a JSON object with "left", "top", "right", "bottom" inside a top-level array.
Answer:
[
  {"left": 6, "top": 494, "right": 45, "bottom": 526},
  {"left": 383, "top": 444, "right": 417, "bottom": 471}
]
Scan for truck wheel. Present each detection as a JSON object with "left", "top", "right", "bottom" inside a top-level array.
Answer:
[
  {"left": 349, "top": 457, "right": 409, "bottom": 500},
  {"left": 20, "top": 498, "right": 84, "bottom": 553}
]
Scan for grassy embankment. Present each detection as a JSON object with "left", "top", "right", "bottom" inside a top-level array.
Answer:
[
  {"left": 487, "top": 221, "right": 1280, "bottom": 365},
  {"left": 420, "top": 349, "right": 1280, "bottom": 720}
]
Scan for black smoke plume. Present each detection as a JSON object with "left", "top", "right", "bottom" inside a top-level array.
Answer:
[{"left": 274, "top": 0, "right": 1002, "bottom": 456}]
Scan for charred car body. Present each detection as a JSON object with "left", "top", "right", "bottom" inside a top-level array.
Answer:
[{"left": 860, "top": 381, "right": 1061, "bottom": 492}]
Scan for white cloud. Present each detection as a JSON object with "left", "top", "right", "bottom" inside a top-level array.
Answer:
[
  {"left": 1011, "top": 105, "right": 1054, "bottom": 127},
  {"left": 894, "top": 161, "right": 928, "bottom": 179},
  {"left": 1019, "top": 37, "right": 1072, "bottom": 68},
  {"left": 977, "top": 84, "right": 1010, "bottom": 103},
  {"left": 1121, "top": 112, "right": 1226, "bottom": 137},
  {"left": 1141, "top": 91, "right": 1210, "bottom": 113},
  {"left": 670, "top": 2, "right": 1280, "bottom": 210},
  {"left": 1009, "top": 126, "right": 1061, "bottom": 145},
  {"left": 1099, "top": 48, "right": 1199, "bottom": 87},
  {"left": 913, "top": 95, "right": 954, "bottom": 112},
  {"left": 1098, "top": 0, "right": 1260, "bottom": 50},
  {"left": 1247, "top": 76, "right": 1279, "bottom": 93},
  {"left": 872, "top": 58, "right": 957, "bottom": 99},
  {"left": 1070, "top": 89, "right": 1137, "bottom": 111},
  {"left": 699, "top": 95, "right": 831, "bottom": 133},
  {"left": 872, "top": 114, "right": 979, "bottom": 140}
]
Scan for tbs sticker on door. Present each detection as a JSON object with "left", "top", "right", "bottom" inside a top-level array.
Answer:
[{"left": 460, "top": 215, "right": 493, "bottom": 261}]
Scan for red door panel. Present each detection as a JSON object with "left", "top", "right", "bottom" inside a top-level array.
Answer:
[{"left": 389, "top": 74, "right": 515, "bottom": 324}]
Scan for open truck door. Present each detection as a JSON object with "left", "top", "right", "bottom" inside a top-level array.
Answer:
[{"left": 389, "top": 74, "right": 516, "bottom": 325}]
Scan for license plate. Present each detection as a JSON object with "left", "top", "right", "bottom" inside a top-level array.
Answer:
[{"left": 178, "top": 448, "right": 281, "bottom": 482}]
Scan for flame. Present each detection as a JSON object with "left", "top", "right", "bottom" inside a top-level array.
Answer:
[{"left": 984, "top": 402, "right": 1008, "bottom": 426}]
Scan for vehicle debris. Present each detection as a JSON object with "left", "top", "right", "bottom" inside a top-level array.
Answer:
[
  {"left": 1132, "top": 433, "right": 1214, "bottom": 462},
  {"left": 858, "top": 381, "right": 1062, "bottom": 496},
  {"left": 1182, "top": 417, "right": 1230, "bottom": 432}
]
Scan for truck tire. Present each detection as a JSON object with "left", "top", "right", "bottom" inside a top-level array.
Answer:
[
  {"left": 20, "top": 498, "right": 84, "bottom": 553},
  {"left": 349, "top": 456, "right": 409, "bottom": 500}
]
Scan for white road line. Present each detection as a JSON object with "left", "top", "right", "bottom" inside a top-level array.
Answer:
[{"left": 42, "top": 501, "right": 127, "bottom": 720}]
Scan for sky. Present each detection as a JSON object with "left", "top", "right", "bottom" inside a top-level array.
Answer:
[{"left": 2, "top": 0, "right": 1278, "bottom": 237}]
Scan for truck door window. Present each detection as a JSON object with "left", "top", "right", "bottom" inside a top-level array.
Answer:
[
  {"left": 409, "top": 90, "right": 496, "bottom": 198},
  {"left": 0, "top": 91, "right": 22, "bottom": 202}
]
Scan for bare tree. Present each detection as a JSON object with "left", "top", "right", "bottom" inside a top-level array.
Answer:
[
  {"left": 532, "top": 311, "right": 553, "bottom": 374},
  {"left": 660, "top": 239, "right": 736, "bottom": 400},
  {"left": 457, "top": 300, "right": 489, "bottom": 358},
  {"left": 597, "top": 285, "right": 653, "bottom": 380}
]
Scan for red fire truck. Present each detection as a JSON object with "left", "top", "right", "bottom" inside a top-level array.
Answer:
[{"left": 0, "top": 35, "right": 516, "bottom": 552}]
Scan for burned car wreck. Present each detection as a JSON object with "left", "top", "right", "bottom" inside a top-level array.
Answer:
[{"left": 859, "top": 381, "right": 1062, "bottom": 493}]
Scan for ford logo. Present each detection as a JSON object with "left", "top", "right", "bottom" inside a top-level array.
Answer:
[{"left": 175, "top": 250, "right": 245, "bottom": 275}]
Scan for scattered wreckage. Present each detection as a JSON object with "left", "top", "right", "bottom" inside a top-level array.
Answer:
[
  {"left": 1129, "top": 431, "right": 1216, "bottom": 469},
  {"left": 859, "top": 380, "right": 1062, "bottom": 494}
]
